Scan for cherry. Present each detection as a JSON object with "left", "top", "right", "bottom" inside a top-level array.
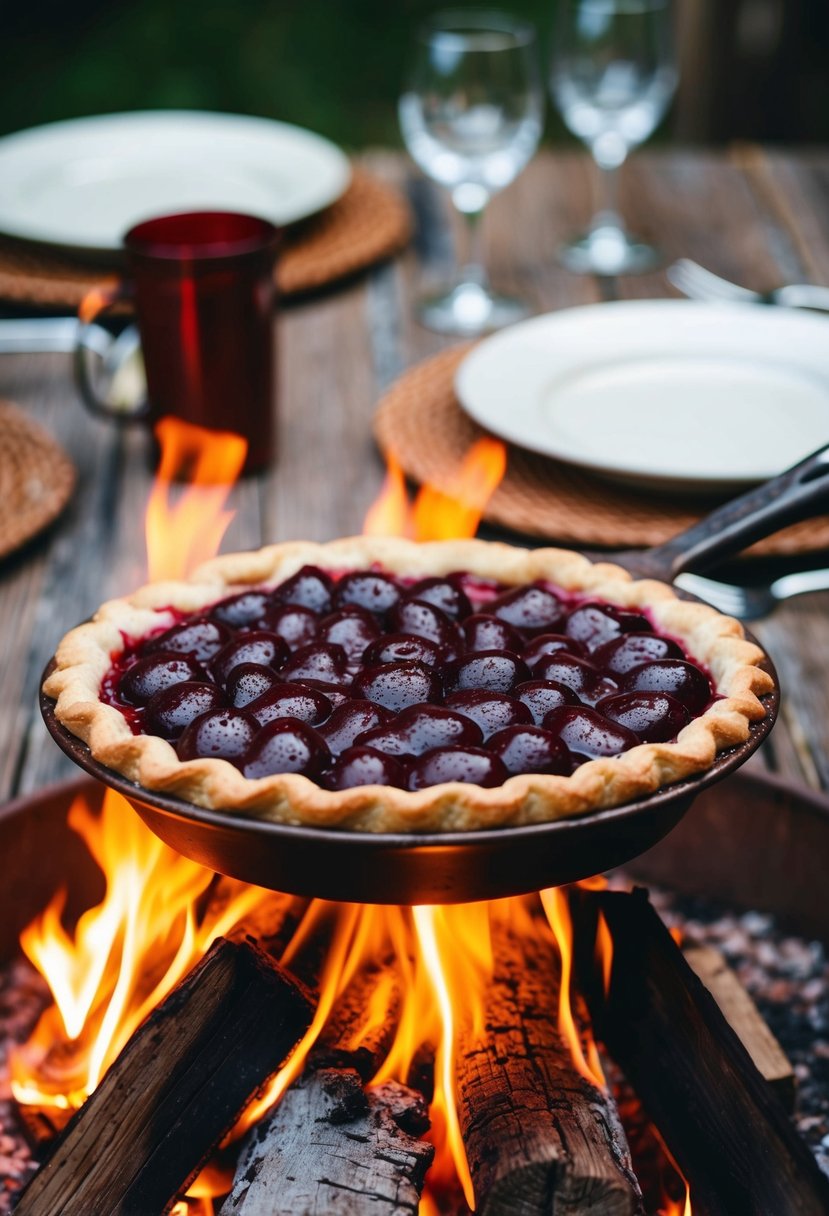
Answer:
[
  {"left": 177, "top": 708, "right": 259, "bottom": 763},
  {"left": 247, "top": 683, "right": 333, "bottom": 727},
  {"left": 489, "top": 583, "right": 565, "bottom": 634},
  {"left": 622, "top": 660, "right": 712, "bottom": 713},
  {"left": 357, "top": 705, "right": 482, "bottom": 758},
  {"left": 530, "top": 654, "right": 618, "bottom": 707},
  {"left": 263, "top": 604, "right": 319, "bottom": 651},
  {"left": 565, "top": 602, "right": 651, "bottom": 652},
  {"left": 210, "top": 590, "right": 271, "bottom": 631},
  {"left": 409, "top": 747, "right": 508, "bottom": 790},
  {"left": 212, "top": 631, "right": 289, "bottom": 686},
  {"left": 243, "top": 719, "right": 330, "bottom": 780},
  {"left": 514, "top": 679, "right": 578, "bottom": 724},
  {"left": 444, "top": 650, "right": 529, "bottom": 696},
  {"left": 226, "top": 663, "right": 282, "bottom": 708},
  {"left": 144, "top": 682, "right": 225, "bottom": 740},
  {"left": 598, "top": 691, "right": 690, "bottom": 743},
  {"left": 334, "top": 571, "right": 401, "bottom": 615},
  {"left": 275, "top": 566, "right": 333, "bottom": 614},
  {"left": 522, "top": 634, "right": 585, "bottom": 666},
  {"left": 387, "top": 599, "right": 454, "bottom": 646},
  {"left": 461, "top": 614, "right": 523, "bottom": 654},
  {"left": 543, "top": 706, "right": 639, "bottom": 760},
  {"left": 593, "top": 632, "right": 684, "bottom": 675},
  {"left": 487, "top": 725, "right": 570, "bottom": 776},
  {"left": 353, "top": 661, "right": 441, "bottom": 712},
  {"left": 444, "top": 690, "right": 532, "bottom": 739},
  {"left": 363, "top": 633, "right": 442, "bottom": 668},
  {"left": 321, "top": 746, "right": 407, "bottom": 790},
  {"left": 295, "top": 679, "right": 352, "bottom": 710},
  {"left": 145, "top": 618, "right": 230, "bottom": 664},
  {"left": 318, "top": 609, "right": 380, "bottom": 665},
  {"left": 406, "top": 577, "right": 471, "bottom": 621},
  {"left": 119, "top": 653, "right": 205, "bottom": 706},
  {"left": 318, "top": 701, "right": 392, "bottom": 754},
  {"left": 281, "top": 642, "right": 348, "bottom": 683}
]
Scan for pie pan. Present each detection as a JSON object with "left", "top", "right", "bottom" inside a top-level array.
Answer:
[
  {"left": 40, "top": 672, "right": 777, "bottom": 904},
  {"left": 39, "top": 442, "right": 829, "bottom": 903}
]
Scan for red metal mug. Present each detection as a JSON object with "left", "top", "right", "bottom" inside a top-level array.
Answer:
[{"left": 74, "top": 211, "right": 280, "bottom": 474}]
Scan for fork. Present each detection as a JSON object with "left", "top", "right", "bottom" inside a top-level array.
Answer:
[
  {"left": 667, "top": 258, "right": 829, "bottom": 313},
  {"left": 675, "top": 568, "right": 829, "bottom": 620}
]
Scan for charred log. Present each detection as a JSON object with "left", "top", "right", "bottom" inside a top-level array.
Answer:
[
  {"left": 219, "top": 1067, "right": 433, "bottom": 1216},
  {"left": 456, "top": 918, "right": 643, "bottom": 1216},
  {"left": 13, "top": 938, "right": 314, "bottom": 1216}
]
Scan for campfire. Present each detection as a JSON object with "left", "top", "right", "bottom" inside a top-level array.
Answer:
[{"left": 4, "top": 421, "right": 829, "bottom": 1216}]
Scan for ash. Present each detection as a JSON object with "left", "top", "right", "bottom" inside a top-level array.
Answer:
[
  {"left": 0, "top": 960, "right": 48, "bottom": 1213},
  {"left": 649, "top": 886, "right": 829, "bottom": 1178}
]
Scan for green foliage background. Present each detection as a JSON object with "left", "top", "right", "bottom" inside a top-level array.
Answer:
[{"left": 1, "top": 1, "right": 561, "bottom": 147}]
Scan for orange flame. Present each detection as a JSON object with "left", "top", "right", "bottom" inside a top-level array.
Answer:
[
  {"left": 363, "top": 439, "right": 507, "bottom": 542},
  {"left": 363, "top": 454, "right": 411, "bottom": 537},
  {"left": 14, "top": 796, "right": 618, "bottom": 1214},
  {"left": 540, "top": 887, "right": 606, "bottom": 1089},
  {"left": 659, "top": 1183, "right": 692, "bottom": 1215},
  {"left": 145, "top": 417, "right": 247, "bottom": 581}
]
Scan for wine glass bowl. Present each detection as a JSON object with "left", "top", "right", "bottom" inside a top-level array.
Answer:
[
  {"left": 400, "top": 11, "right": 543, "bottom": 334},
  {"left": 550, "top": 0, "right": 677, "bottom": 275}
]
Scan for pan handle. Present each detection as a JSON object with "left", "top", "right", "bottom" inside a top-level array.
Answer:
[{"left": 624, "top": 443, "right": 829, "bottom": 582}]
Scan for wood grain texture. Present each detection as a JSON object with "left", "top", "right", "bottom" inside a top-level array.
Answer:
[
  {"left": 456, "top": 918, "right": 643, "bottom": 1216},
  {"left": 684, "top": 945, "right": 795, "bottom": 1110},
  {"left": 219, "top": 1068, "right": 433, "bottom": 1216}
]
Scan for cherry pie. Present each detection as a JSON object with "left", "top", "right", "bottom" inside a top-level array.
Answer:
[{"left": 43, "top": 538, "right": 773, "bottom": 832}]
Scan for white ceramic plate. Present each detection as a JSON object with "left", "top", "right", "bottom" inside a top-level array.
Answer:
[
  {"left": 0, "top": 111, "right": 351, "bottom": 254},
  {"left": 455, "top": 300, "right": 829, "bottom": 493}
]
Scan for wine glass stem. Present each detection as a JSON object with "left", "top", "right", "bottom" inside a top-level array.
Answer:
[
  {"left": 593, "top": 153, "right": 626, "bottom": 232},
  {"left": 457, "top": 204, "right": 489, "bottom": 288}
]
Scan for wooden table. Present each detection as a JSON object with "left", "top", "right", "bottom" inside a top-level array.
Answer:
[{"left": 1, "top": 147, "right": 829, "bottom": 804}]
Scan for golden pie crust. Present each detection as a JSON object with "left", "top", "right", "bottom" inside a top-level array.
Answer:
[{"left": 44, "top": 536, "right": 774, "bottom": 833}]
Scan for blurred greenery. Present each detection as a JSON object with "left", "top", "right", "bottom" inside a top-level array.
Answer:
[
  {"left": 1, "top": 0, "right": 563, "bottom": 148},
  {"left": 2, "top": 0, "right": 828, "bottom": 147}
]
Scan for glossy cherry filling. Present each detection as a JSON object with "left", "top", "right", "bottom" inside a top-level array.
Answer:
[{"left": 102, "top": 565, "right": 716, "bottom": 791}]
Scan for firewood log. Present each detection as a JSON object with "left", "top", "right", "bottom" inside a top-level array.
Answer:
[{"left": 13, "top": 938, "right": 314, "bottom": 1216}]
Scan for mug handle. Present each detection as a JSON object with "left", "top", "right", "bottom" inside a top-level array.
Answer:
[{"left": 74, "top": 282, "right": 150, "bottom": 422}]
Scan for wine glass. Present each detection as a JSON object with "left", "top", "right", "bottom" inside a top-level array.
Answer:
[
  {"left": 550, "top": 0, "right": 677, "bottom": 275},
  {"left": 399, "top": 10, "right": 543, "bottom": 334}
]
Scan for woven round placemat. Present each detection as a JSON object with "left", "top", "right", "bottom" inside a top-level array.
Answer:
[
  {"left": 373, "top": 344, "right": 829, "bottom": 557},
  {"left": 0, "top": 169, "right": 410, "bottom": 309},
  {"left": 0, "top": 402, "right": 75, "bottom": 559}
]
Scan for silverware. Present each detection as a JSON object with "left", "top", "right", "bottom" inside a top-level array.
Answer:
[
  {"left": 0, "top": 317, "right": 113, "bottom": 356},
  {"left": 667, "top": 258, "right": 829, "bottom": 313},
  {"left": 676, "top": 568, "right": 829, "bottom": 620}
]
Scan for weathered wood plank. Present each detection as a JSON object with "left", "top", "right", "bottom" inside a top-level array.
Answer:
[{"left": 684, "top": 944, "right": 795, "bottom": 1110}]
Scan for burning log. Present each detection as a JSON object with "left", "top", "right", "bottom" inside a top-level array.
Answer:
[
  {"left": 13, "top": 938, "right": 314, "bottom": 1216},
  {"left": 311, "top": 957, "right": 402, "bottom": 1079},
  {"left": 577, "top": 888, "right": 829, "bottom": 1216},
  {"left": 219, "top": 1068, "right": 433, "bottom": 1216},
  {"left": 456, "top": 917, "right": 644, "bottom": 1216},
  {"left": 221, "top": 956, "right": 436, "bottom": 1216}
]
